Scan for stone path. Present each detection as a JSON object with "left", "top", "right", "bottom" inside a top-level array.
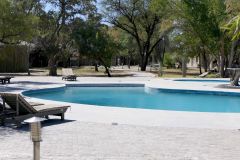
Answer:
[{"left": 1, "top": 121, "right": 240, "bottom": 160}]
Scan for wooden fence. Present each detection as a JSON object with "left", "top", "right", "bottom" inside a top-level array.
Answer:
[{"left": 0, "top": 45, "right": 28, "bottom": 72}]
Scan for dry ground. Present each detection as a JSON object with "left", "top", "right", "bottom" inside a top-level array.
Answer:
[{"left": 0, "top": 66, "right": 209, "bottom": 78}]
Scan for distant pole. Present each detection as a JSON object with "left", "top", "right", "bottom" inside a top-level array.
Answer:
[{"left": 27, "top": 44, "right": 31, "bottom": 76}]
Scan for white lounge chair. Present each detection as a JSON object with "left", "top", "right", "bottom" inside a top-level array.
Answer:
[
  {"left": 0, "top": 93, "right": 70, "bottom": 126},
  {"left": 62, "top": 68, "right": 77, "bottom": 81}
]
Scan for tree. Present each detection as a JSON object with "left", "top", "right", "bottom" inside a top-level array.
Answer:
[
  {"left": 224, "top": 15, "right": 240, "bottom": 41},
  {"left": 72, "top": 20, "right": 117, "bottom": 77},
  {"left": 109, "top": 28, "right": 138, "bottom": 69},
  {"left": 223, "top": 15, "right": 240, "bottom": 68},
  {"left": 154, "top": 35, "right": 169, "bottom": 76},
  {"left": 38, "top": 0, "right": 96, "bottom": 76},
  {"left": 102, "top": 0, "right": 172, "bottom": 71},
  {"left": 224, "top": 0, "right": 240, "bottom": 68},
  {"left": 171, "top": 30, "right": 201, "bottom": 76},
  {"left": 0, "top": 0, "right": 39, "bottom": 44},
  {"left": 173, "top": 0, "right": 227, "bottom": 77}
]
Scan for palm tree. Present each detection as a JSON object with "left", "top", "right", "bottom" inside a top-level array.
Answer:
[{"left": 224, "top": 15, "right": 240, "bottom": 41}]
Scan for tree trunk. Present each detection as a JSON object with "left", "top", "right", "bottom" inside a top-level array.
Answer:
[
  {"left": 219, "top": 37, "right": 225, "bottom": 78},
  {"left": 48, "top": 57, "right": 57, "bottom": 76},
  {"left": 140, "top": 55, "right": 145, "bottom": 71},
  {"left": 229, "top": 70, "right": 240, "bottom": 86},
  {"left": 140, "top": 54, "right": 149, "bottom": 71},
  {"left": 94, "top": 62, "right": 99, "bottom": 72},
  {"left": 198, "top": 53, "right": 202, "bottom": 74},
  {"left": 158, "top": 60, "right": 163, "bottom": 77},
  {"left": 202, "top": 50, "right": 208, "bottom": 72},
  {"left": 99, "top": 58, "right": 111, "bottom": 77},
  {"left": 228, "top": 39, "right": 240, "bottom": 68},
  {"left": 219, "top": 55, "right": 225, "bottom": 77},
  {"left": 182, "top": 56, "right": 187, "bottom": 77},
  {"left": 127, "top": 56, "right": 131, "bottom": 69},
  {"left": 217, "top": 55, "right": 220, "bottom": 73},
  {"left": 104, "top": 66, "right": 111, "bottom": 77}
]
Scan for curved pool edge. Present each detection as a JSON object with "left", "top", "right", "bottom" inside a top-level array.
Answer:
[
  {"left": 22, "top": 80, "right": 240, "bottom": 97},
  {"left": 21, "top": 85, "right": 66, "bottom": 96},
  {"left": 66, "top": 83, "right": 145, "bottom": 87},
  {"left": 145, "top": 78, "right": 240, "bottom": 95},
  {"left": 19, "top": 80, "right": 240, "bottom": 129},
  {"left": 145, "top": 86, "right": 240, "bottom": 96},
  {"left": 21, "top": 81, "right": 240, "bottom": 113},
  {"left": 173, "top": 78, "right": 230, "bottom": 83},
  {"left": 20, "top": 92, "right": 240, "bottom": 130}
]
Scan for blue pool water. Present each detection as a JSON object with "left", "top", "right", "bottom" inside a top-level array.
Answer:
[{"left": 23, "top": 87, "right": 240, "bottom": 113}]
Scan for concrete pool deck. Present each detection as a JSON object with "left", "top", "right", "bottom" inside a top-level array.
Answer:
[
  {"left": 1, "top": 76, "right": 240, "bottom": 160},
  {"left": 1, "top": 76, "right": 240, "bottom": 130}
]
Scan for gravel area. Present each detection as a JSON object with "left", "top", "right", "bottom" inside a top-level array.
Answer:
[{"left": 1, "top": 121, "right": 240, "bottom": 160}]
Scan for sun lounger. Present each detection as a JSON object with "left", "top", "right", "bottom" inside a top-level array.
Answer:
[
  {"left": 199, "top": 72, "right": 209, "bottom": 78},
  {"left": 62, "top": 68, "right": 77, "bottom": 81},
  {"left": 0, "top": 76, "right": 14, "bottom": 84},
  {"left": 0, "top": 104, "right": 16, "bottom": 126},
  {"left": 0, "top": 93, "right": 70, "bottom": 126}
]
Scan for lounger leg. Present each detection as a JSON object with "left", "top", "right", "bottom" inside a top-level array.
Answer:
[
  {"left": 61, "top": 113, "right": 65, "bottom": 120},
  {"left": 15, "top": 121, "right": 22, "bottom": 128},
  {"left": 45, "top": 115, "right": 49, "bottom": 119},
  {"left": 0, "top": 117, "right": 5, "bottom": 126}
]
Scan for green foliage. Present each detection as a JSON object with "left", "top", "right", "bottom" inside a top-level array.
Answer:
[
  {"left": 1, "top": 0, "right": 239, "bottom": 76},
  {"left": 225, "top": 0, "right": 240, "bottom": 16},
  {"left": 181, "top": 0, "right": 224, "bottom": 43},
  {"left": 171, "top": 31, "right": 201, "bottom": 58},
  {"left": 102, "top": 0, "right": 173, "bottom": 71},
  {"left": 35, "top": 0, "right": 97, "bottom": 75},
  {"left": 164, "top": 53, "right": 175, "bottom": 68},
  {"left": 0, "top": 0, "right": 39, "bottom": 44},
  {"left": 171, "top": 0, "right": 228, "bottom": 61},
  {"left": 223, "top": 15, "right": 240, "bottom": 41},
  {"left": 109, "top": 28, "right": 137, "bottom": 57},
  {"left": 72, "top": 22, "right": 117, "bottom": 69}
]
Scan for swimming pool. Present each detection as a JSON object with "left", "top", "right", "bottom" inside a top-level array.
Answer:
[{"left": 23, "top": 86, "right": 240, "bottom": 113}]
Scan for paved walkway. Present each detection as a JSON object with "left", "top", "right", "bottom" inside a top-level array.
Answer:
[
  {"left": 1, "top": 76, "right": 240, "bottom": 159},
  {"left": 1, "top": 121, "right": 240, "bottom": 160}
]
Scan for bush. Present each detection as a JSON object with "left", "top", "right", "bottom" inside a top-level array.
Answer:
[{"left": 164, "top": 54, "right": 175, "bottom": 68}]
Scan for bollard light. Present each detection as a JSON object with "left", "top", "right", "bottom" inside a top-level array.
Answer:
[{"left": 24, "top": 117, "right": 46, "bottom": 160}]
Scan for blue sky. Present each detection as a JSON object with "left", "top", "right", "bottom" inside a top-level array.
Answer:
[{"left": 44, "top": 0, "right": 103, "bottom": 12}]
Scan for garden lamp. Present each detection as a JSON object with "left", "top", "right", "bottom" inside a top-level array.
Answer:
[{"left": 24, "top": 117, "right": 46, "bottom": 160}]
